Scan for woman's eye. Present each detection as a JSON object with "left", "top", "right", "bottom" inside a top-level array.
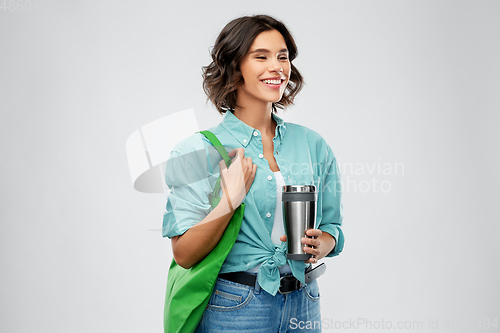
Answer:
[
  {"left": 279, "top": 56, "right": 289, "bottom": 60},
  {"left": 256, "top": 56, "right": 266, "bottom": 60}
]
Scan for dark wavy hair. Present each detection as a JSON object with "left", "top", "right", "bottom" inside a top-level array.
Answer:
[{"left": 202, "top": 15, "right": 304, "bottom": 114}]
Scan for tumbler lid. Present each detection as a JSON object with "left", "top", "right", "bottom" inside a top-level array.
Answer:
[{"left": 282, "top": 185, "right": 316, "bottom": 193}]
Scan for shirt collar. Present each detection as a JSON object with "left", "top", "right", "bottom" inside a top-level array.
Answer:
[
  {"left": 221, "top": 111, "right": 287, "bottom": 147},
  {"left": 272, "top": 112, "right": 286, "bottom": 141}
]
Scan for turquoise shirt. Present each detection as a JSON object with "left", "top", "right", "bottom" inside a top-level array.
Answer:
[{"left": 163, "top": 111, "right": 344, "bottom": 296}]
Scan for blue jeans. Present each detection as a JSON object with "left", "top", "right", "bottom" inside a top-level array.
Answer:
[{"left": 195, "top": 276, "right": 321, "bottom": 332}]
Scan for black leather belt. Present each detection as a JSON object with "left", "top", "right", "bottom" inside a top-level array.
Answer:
[{"left": 218, "top": 263, "right": 326, "bottom": 295}]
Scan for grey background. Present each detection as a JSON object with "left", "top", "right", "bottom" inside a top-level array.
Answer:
[{"left": 1, "top": 0, "right": 499, "bottom": 332}]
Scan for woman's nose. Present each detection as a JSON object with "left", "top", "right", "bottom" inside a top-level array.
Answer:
[{"left": 269, "top": 58, "right": 283, "bottom": 73}]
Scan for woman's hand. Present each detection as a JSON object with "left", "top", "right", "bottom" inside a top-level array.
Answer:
[
  {"left": 219, "top": 148, "right": 257, "bottom": 211},
  {"left": 171, "top": 148, "right": 257, "bottom": 269},
  {"left": 280, "top": 229, "right": 336, "bottom": 264}
]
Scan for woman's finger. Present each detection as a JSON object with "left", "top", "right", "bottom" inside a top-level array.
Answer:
[
  {"left": 246, "top": 164, "right": 257, "bottom": 190},
  {"left": 303, "top": 246, "right": 321, "bottom": 257},
  {"left": 301, "top": 237, "right": 320, "bottom": 248},
  {"left": 228, "top": 147, "right": 245, "bottom": 157},
  {"left": 301, "top": 229, "right": 322, "bottom": 263},
  {"left": 244, "top": 157, "right": 253, "bottom": 174},
  {"left": 305, "top": 229, "right": 322, "bottom": 238},
  {"left": 228, "top": 148, "right": 246, "bottom": 164}
]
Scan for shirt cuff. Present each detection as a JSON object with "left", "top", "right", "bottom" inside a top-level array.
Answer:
[{"left": 318, "top": 225, "right": 345, "bottom": 257}]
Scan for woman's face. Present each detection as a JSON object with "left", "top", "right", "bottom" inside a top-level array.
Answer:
[{"left": 236, "top": 29, "right": 291, "bottom": 107}]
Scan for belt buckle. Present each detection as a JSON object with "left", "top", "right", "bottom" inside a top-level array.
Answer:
[{"left": 278, "top": 275, "right": 301, "bottom": 295}]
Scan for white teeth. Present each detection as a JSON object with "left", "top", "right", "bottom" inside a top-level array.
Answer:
[{"left": 263, "top": 79, "right": 282, "bottom": 85}]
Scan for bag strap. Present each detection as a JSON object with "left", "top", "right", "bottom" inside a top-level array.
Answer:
[
  {"left": 199, "top": 130, "right": 231, "bottom": 168},
  {"left": 198, "top": 130, "right": 230, "bottom": 208}
]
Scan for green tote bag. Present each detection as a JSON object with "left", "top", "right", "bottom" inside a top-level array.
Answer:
[{"left": 163, "top": 130, "right": 245, "bottom": 333}]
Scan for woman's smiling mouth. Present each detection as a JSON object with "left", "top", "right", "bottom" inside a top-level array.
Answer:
[{"left": 261, "top": 77, "right": 285, "bottom": 89}]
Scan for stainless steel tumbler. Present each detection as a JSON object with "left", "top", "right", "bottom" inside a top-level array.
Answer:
[{"left": 282, "top": 185, "right": 317, "bottom": 260}]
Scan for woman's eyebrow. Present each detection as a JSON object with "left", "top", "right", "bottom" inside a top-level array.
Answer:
[{"left": 249, "top": 48, "right": 289, "bottom": 54}]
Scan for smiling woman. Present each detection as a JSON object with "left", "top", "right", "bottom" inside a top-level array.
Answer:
[
  {"left": 237, "top": 30, "right": 291, "bottom": 107},
  {"left": 202, "top": 15, "right": 304, "bottom": 114},
  {"left": 163, "top": 14, "right": 344, "bottom": 333}
]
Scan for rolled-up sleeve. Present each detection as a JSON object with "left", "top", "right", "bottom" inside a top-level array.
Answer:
[
  {"left": 317, "top": 149, "right": 345, "bottom": 257},
  {"left": 162, "top": 136, "right": 214, "bottom": 238}
]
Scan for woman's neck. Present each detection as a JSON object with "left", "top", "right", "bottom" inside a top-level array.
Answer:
[{"left": 233, "top": 102, "right": 275, "bottom": 137}]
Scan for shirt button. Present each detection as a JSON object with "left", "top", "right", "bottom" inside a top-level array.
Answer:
[
  {"left": 253, "top": 131, "right": 258, "bottom": 136},
  {"left": 267, "top": 175, "right": 272, "bottom": 181},
  {"left": 266, "top": 212, "right": 271, "bottom": 218},
  {"left": 259, "top": 154, "right": 264, "bottom": 158},
  {"left": 243, "top": 139, "right": 247, "bottom": 143}
]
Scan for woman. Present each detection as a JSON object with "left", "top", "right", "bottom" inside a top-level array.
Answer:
[{"left": 163, "top": 14, "right": 344, "bottom": 332}]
